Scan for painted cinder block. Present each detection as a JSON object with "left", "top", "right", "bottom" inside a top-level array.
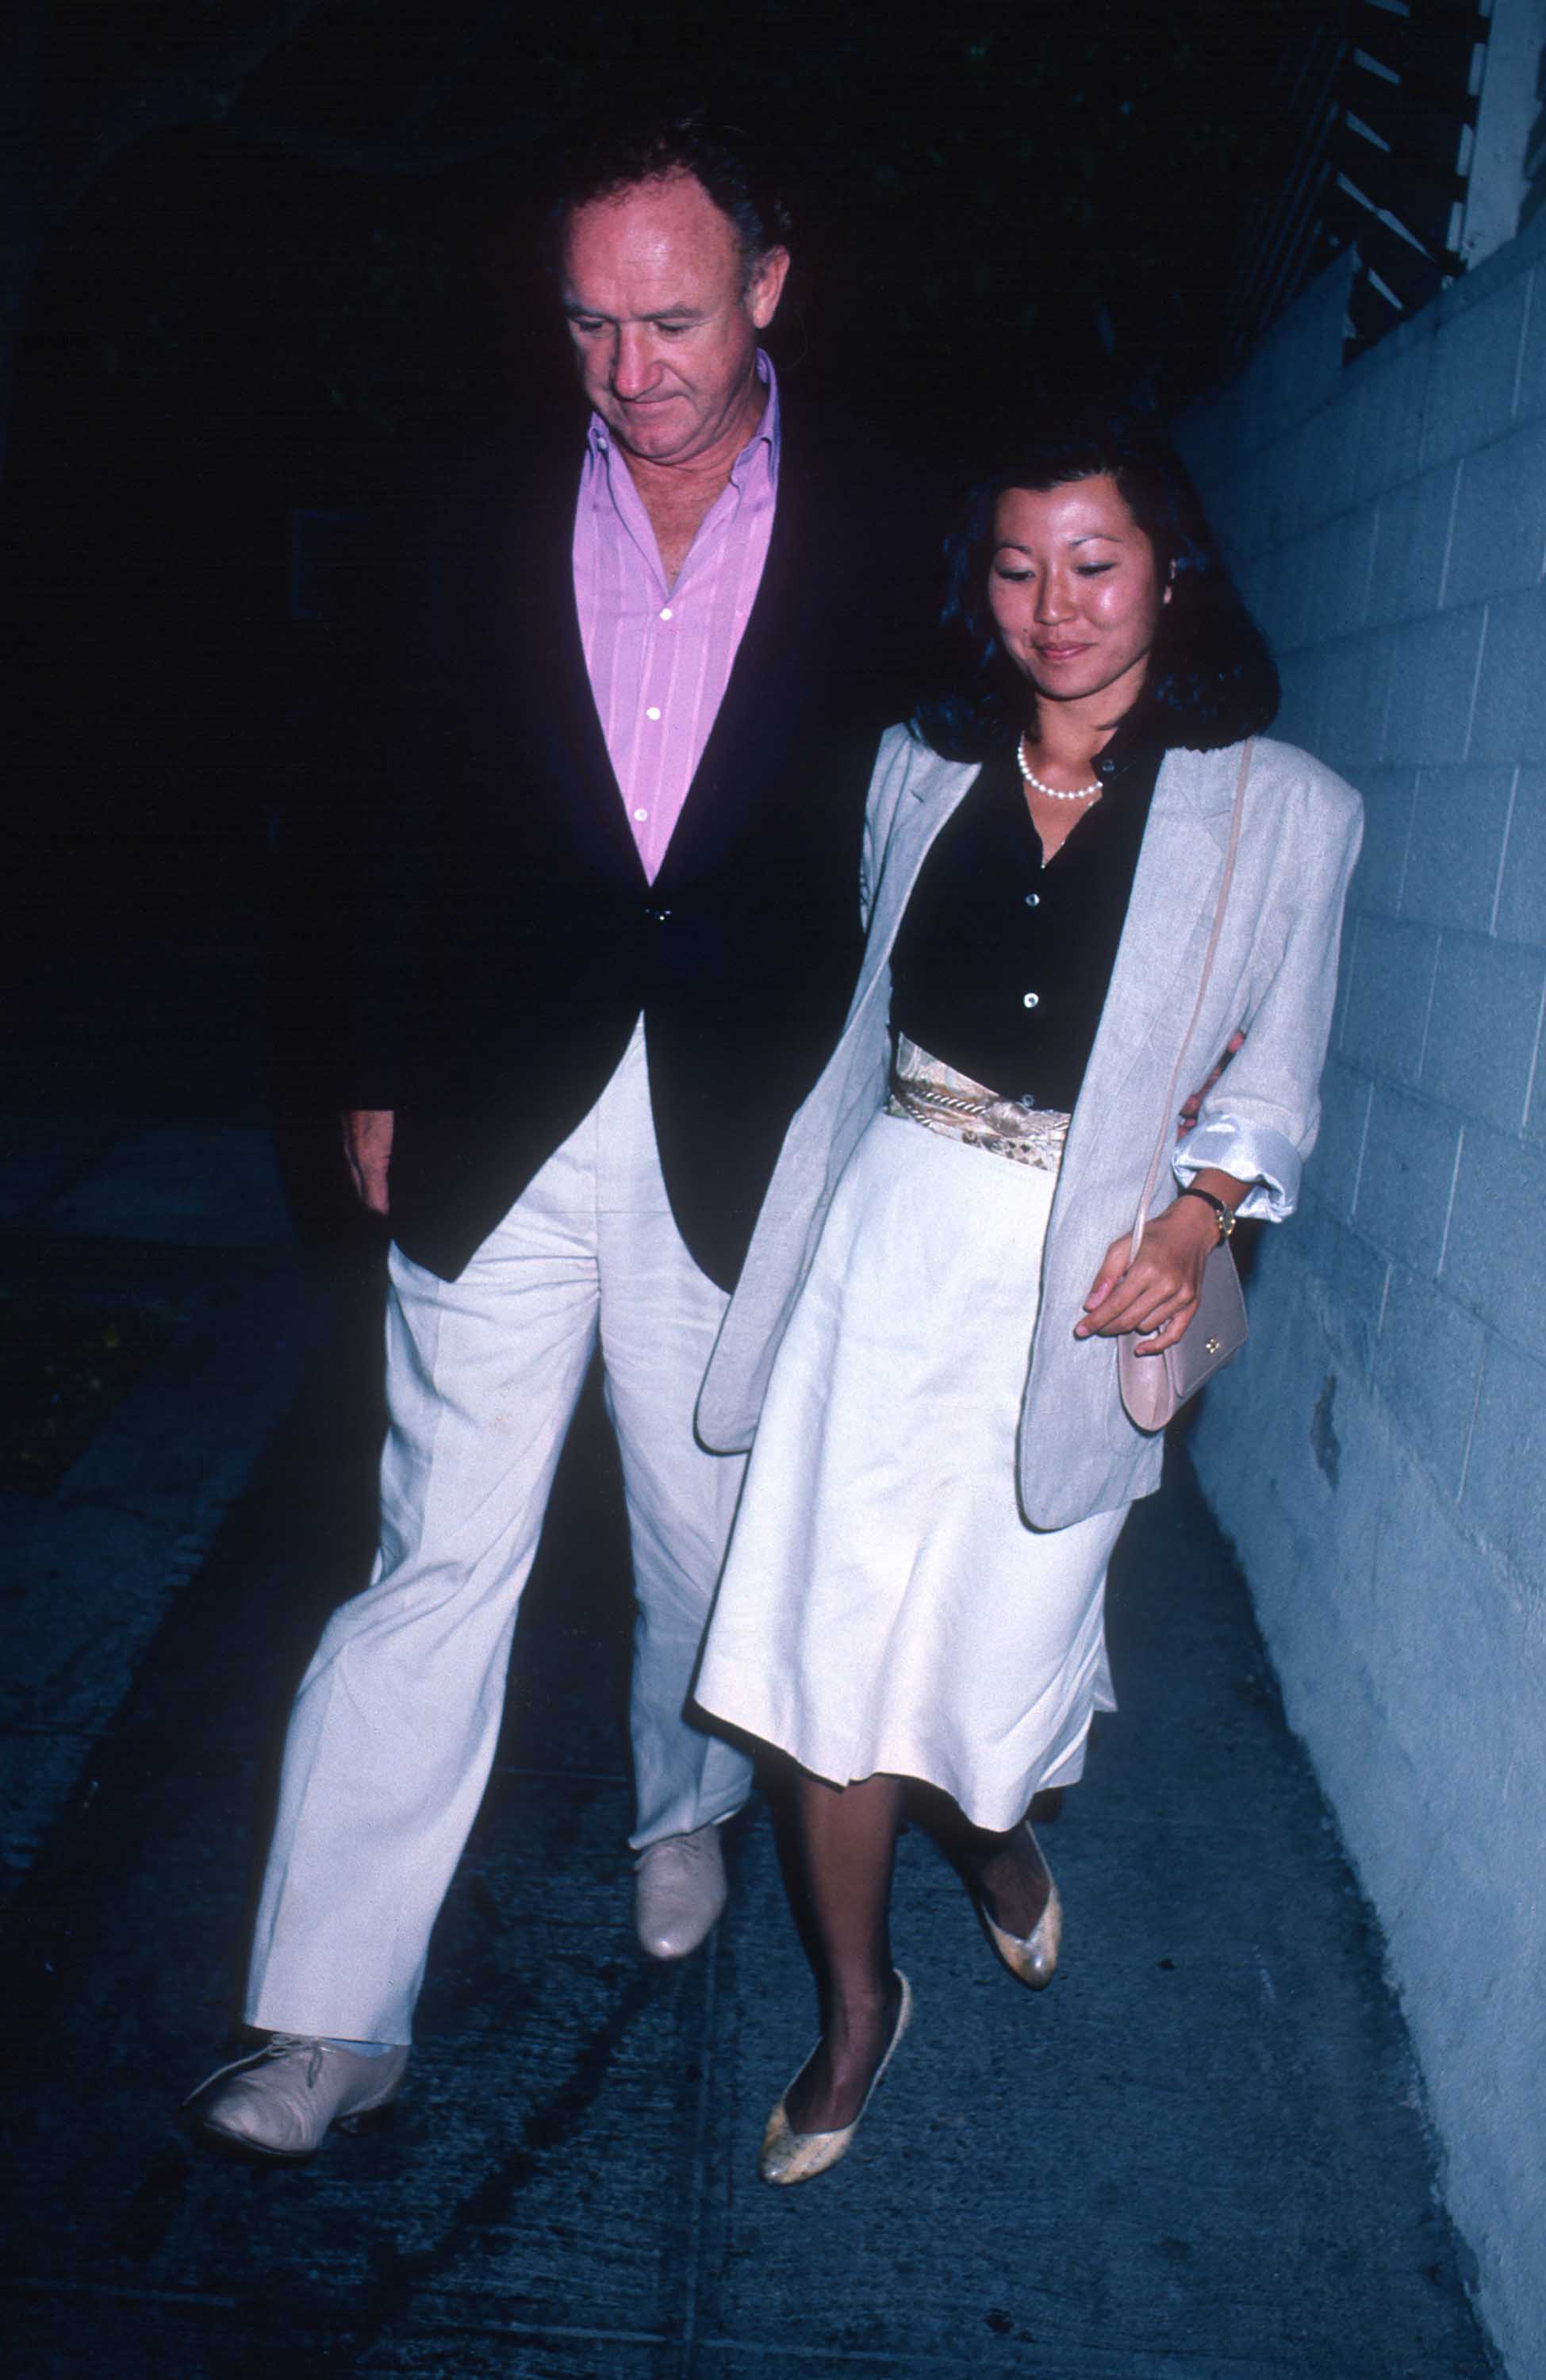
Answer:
[
  {"left": 1311, "top": 1056, "right": 1373, "bottom": 1220},
  {"left": 1420, "top": 931, "right": 1546, "bottom": 1135},
  {"left": 1441, "top": 1119, "right": 1546, "bottom": 1348},
  {"left": 1290, "top": 1194, "right": 1390, "bottom": 1377},
  {"left": 1353, "top": 339, "right": 1433, "bottom": 507},
  {"left": 1443, "top": 420, "right": 1546, "bottom": 612},
  {"left": 1317, "top": 507, "right": 1379, "bottom": 640},
  {"left": 1287, "top": 251, "right": 1358, "bottom": 424},
  {"left": 1315, "top": 625, "right": 1396, "bottom": 772},
  {"left": 1196, "top": 1313, "right": 1546, "bottom": 2380},
  {"left": 1460, "top": 1332, "right": 1546, "bottom": 1580},
  {"left": 1364, "top": 463, "right": 1458, "bottom": 629},
  {"left": 1467, "top": 588, "right": 1546, "bottom": 767},
  {"left": 1438, "top": 199, "right": 1546, "bottom": 324},
  {"left": 1176, "top": 390, "right": 1232, "bottom": 500},
  {"left": 1231, "top": 451, "right": 1273, "bottom": 570},
  {"left": 1233, "top": 344, "right": 1273, "bottom": 470},
  {"left": 1381, "top": 606, "right": 1486, "bottom": 767},
  {"left": 1185, "top": 223, "right": 1546, "bottom": 2380},
  {"left": 1399, "top": 765, "right": 1515, "bottom": 935},
  {"left": 1513, "top": 263, "right": 1546, "bottom": 426},
  {"left": 1259, "top": 317, "right": 1312, "bottom": 451},
  {"left": 1295, "top": 394, "right": 1365, "bottom": 535},
  {"left": 1273, "top": 647, "right": 1326, "bottom": 750},
  {"left": 1348, "top": 765, "right": 1416, "bottom": 918},
  {"left": 1245, "top": 543, "right": 1285, "bottom": 647},
  {"left": 1260, "top": 413, "right": 1316, "bottom": 547},
  {"left": 1421, "top": 278, "right": 1530, "bottom": 471},
  {"left": 1354, "top": 1081, "right": 1461, "bottom": 1274},
  {"left": 1189, "top": 446, "right": 1242, "bottom": 532},
  {"left": 1237, "top": 257, "right": 1351, "bottom": 459},
  {"left": 1272, "top": 526, "right": 1329, "bottom": 654},
  {"left": 1339, "top": 912, "right": 1437, "bottom": 1086},
  {"left": 1495, "top": 769, "right": 1546, "bottom": 946},
  {"left": 1373, "top": 1268, "right": 1487, "bottom": 1499},
  {"left": 1249, "top": 536, "right": 1309, "bottom": 656}
]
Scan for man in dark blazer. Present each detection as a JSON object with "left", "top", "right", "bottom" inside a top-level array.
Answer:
[{"left": 189, "top": 114, "right": 926, "bottom": 2158}]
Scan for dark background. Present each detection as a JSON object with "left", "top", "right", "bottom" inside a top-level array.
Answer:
[{"left": 2, "top": 0, "right": 1339, "bottom": 1161}]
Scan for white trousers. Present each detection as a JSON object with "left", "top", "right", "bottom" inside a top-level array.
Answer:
[{"left": 245, "top": 1022, "right": 753, "bottom": 2043}]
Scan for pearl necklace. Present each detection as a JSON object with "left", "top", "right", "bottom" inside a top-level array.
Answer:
[{"left": 1017, "top": 735, "right": 1101, "bottom": 801}]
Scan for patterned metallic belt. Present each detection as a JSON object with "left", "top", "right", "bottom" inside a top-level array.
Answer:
[{"left": 886, "top": 1034, "right": 1071, "bottom": 1173}]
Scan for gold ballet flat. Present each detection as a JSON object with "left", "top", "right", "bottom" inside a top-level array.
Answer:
[
  {"left": 979, "top": 1823, "right": 1061, "bottom": 1988},
  {"left": 758, "top": 1972, "right": 913, "bottom": 2186}
]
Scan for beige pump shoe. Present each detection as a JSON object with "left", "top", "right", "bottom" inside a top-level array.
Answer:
[
  {"left": 759, "top": 1972, "right": 913, "bottom": 2186},
  {"left": 978, "top": 1822, "right": 1061, "bottom": 1988}
]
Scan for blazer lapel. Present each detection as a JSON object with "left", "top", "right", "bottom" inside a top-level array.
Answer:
[
  {"left": 465, "top": 443, "right": 647, "bottom": 886},
  {"left": 654, "top": 409, "right": 919, "bottom": 891},
  {"left": 849, "top": 743, "right": 982, "bottom": 1010},
  {"left": 650, "top": 441, "right": 824, "bottom": 889},
  {"left": 1061, "top": 743, "right": 1238, "bottom": 1166}
]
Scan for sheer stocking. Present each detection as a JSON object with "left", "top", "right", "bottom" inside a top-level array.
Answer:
[
  {"left": 782, "top": 1769, "right": 906, "bottom": 2134},
  {"left": 962, "top": 1813, "right": 1053, "bottom": 1940}
]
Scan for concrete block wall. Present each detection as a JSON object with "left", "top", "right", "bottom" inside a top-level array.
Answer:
[{"left": 1176, "top": 228, "right": 1546, "bottom": 2378}]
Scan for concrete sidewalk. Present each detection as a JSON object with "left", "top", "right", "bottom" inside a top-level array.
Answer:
[
  {"left": 0, "top": 1113, "right": 1501, "bottom": 2378},
  {"left": 0, "top": 1112, "right": 311, "bottom": 1906}
]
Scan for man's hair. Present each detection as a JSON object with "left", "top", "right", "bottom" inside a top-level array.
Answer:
[
  {"left": 914, "top": 404, "right": 1280, "bottom": 762},
  {"left": 548, "top": 108, "right": 791, "bottom": 283}
]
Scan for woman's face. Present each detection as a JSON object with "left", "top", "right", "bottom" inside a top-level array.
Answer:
[{"left": 987, "top": 474, "right": 1168, "bottom": 719}]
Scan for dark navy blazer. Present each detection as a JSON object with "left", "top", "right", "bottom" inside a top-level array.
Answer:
[{"left": 328, "top": 407, "right": 934, "bottom": 1291}]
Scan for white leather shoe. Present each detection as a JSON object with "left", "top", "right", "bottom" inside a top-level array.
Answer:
[
  {"left": 634, "top": 1821, "right": 727, "bottom": 1959},
  {"left": 185, "top": 2036, "right": 409, "bottom": 2159}
]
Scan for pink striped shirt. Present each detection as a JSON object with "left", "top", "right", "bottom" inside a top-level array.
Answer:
[{"left": 572, "top": 354, "right": 781, "bottom": 882}]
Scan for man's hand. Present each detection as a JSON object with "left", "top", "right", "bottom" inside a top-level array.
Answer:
[
  {"left": 1178, "top": 1027, "right": 1245, "bottom": 1138},
  {"left": 342, "top": 1108, "right": 394, "bottom": 1215}
]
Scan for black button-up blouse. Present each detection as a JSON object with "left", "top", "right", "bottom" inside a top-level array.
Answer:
[{"left": 889, "top": 728, "right": 1164, "bottom": 1111}]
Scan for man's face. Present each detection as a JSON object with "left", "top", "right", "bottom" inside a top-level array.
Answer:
[{"left": 560, "top": 170, "right": 788, "bottom": 467}]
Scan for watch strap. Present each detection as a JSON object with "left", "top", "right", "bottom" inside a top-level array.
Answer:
[{"left": 1176, "top": 1185, "right": 1235, "bottom": 1240}]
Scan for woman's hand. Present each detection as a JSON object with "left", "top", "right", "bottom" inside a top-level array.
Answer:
[
  {"left": 1074, "top": 1195, "right": 1220, "bottom": 1355},
  {"left": 342, "top": 1107, "right": 394, "bottom": 1215}
]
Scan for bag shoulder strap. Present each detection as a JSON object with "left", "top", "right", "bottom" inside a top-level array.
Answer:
[{"left": 1128, "top": 738, "right": 1255, "bottom": 1265}]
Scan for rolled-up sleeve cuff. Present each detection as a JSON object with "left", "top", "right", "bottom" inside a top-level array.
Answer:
[{"left": 1171, "top": 1114, "right": 1302, "bottom": 1223}]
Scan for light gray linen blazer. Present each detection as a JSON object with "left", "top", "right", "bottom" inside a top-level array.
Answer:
[{"left": 697, "top": 724, "right": 1363, "bottom": 1530}]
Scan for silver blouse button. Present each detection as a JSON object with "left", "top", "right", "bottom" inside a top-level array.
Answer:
[
  {"left": 1024, "top": 892, "right": 1040, "bottom": 908},
  {"left": 1022, "top": 992, "right": 1040, "bottom": 1009}
]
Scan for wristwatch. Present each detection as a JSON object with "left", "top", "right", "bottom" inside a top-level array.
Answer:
[{"left": 1176, "top": 1185, "right": 1237, "bottom": 1242}]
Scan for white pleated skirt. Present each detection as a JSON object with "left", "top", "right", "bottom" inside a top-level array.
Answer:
[{"left": 695, "top": 1108, "right": 1127, "bottom": 1833}]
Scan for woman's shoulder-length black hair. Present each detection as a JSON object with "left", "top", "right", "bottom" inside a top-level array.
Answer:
[{"left": 913, "top": 404, "right": 1279, "bottom": 763}]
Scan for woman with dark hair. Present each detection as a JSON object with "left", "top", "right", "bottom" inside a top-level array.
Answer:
[{"left": 692, "top": 405, "right": 1362, "bottom": 2184}]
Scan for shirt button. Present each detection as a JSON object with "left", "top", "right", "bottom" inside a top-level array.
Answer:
[
  {"left": 1024, "top": 892, "right": 1040, "bottom": 908},
  {"left": 633, "top": 808, "right": 648, "bottom": 822},
  {"left": 646, "top": 706, "right": 662, "bottom": 721},
  {"left": 1022, "top": 992, "right": 1040, "bottom": 1009},
  {"left": 659, "top": 607, "right": 673, "bottom": 621}
]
